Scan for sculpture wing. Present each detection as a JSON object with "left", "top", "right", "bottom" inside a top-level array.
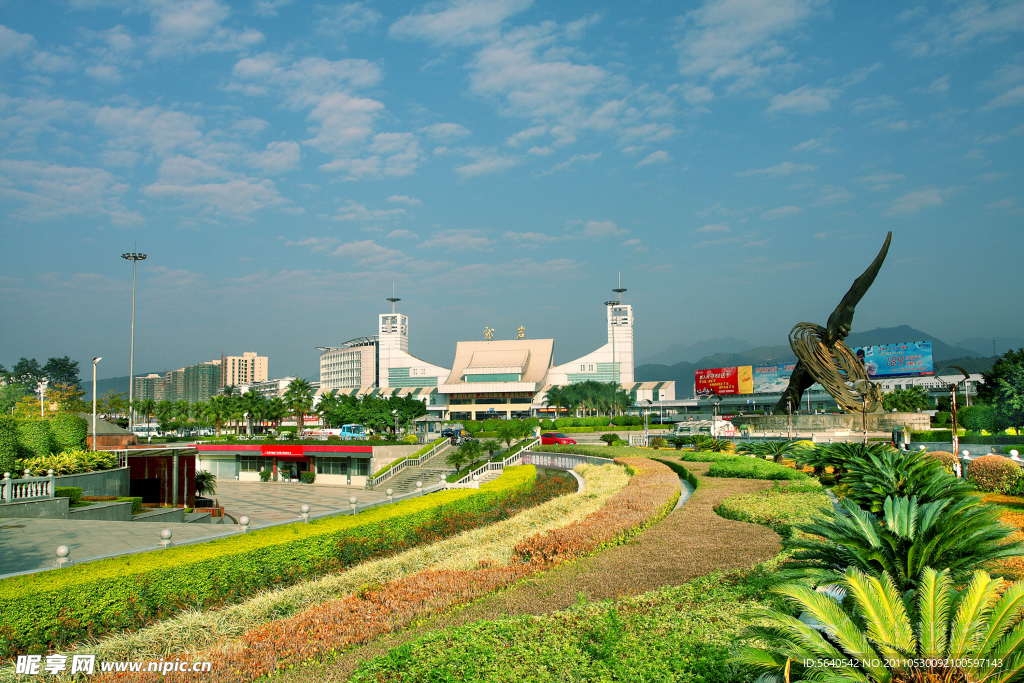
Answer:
[{"left": 824, "top": 231, "right": 891, "bottom": 344}]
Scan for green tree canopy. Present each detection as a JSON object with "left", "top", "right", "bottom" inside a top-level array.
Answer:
[
  {"left": 881, "top": 385, "right": 930, "bottom": 412},
  {"left": 42, "top": 356, "right": 81, "bottom": 388},
  {"left": 283, "top": 378, "right": 314, "bottom": 432}
]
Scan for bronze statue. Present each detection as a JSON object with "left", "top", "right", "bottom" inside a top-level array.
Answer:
[{"left": 773, "top": 232, "right": 891, "bottom": 415}]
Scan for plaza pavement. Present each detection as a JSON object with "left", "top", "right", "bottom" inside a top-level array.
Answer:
[{"left": 0, "top": 481, "right": 386, "bottom": 576}]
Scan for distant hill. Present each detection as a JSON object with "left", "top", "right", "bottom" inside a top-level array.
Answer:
[
  {"left": 638, "top": 337, "right": 753, "bottom": 365},
  {"left": 841, "top": 326, "right": 976, "bottom": 361},
  {"left": 959, "top": 337, "right": 1024, "bottom": 357},
  {"left": 81, "top": 373, "right": 162, "bottom": 398}
]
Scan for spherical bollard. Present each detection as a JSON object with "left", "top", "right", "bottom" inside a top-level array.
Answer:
[
  {"left": 385, "top": 488, "right": 394, "bottom": 503},
  {"left": 962, "top": 450, "right": 971, "bottom": 458},
  {"left": 349, "top": 496, "right": 358, "bottom": 514},
  {"left": 239, "top": 515, "right": 250, "bottom": 533},
  {"left": 56, "top": 545, "right": 71, "bottom": 568},
  {"left": 919, "top": 445, "right": 926, "bottom": 451},
  {"left": 1011, "top": 450, "right": 1021, "bottom": 460},
  {"left": 415, "top": 481, "right": 423, "bottom": 496},
  {"left": 300, "top": 503, "right": 310, "bottom": 524},
  {"left": 159, "top": 529, "right": 173, "bottom": 549}
]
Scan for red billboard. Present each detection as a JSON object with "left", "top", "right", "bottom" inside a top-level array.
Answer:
[{"left": 695, "top": 366, "right": 753, "bottom": 396}]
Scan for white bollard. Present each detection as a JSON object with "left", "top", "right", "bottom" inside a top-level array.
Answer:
[
  {"left": 300, "top": 504, "right": 310, "bottom": 524},
  {"left": 349, "top": 496, "right": 358, "bottom": 514},
  {"left": 56, "top": 545, "right": 71, "bottom": 568},
  {"left": 385, "top": 488, "right": 394, "bottom": 504},
  {"left": 159, "top": 529, "right": 173, "bottom": 549},
  {"left": 239, "top": 515, "right": 250, "bottom": 533},
  {"left": 416, "top": 481, "right": 423, "bottom": 496}
]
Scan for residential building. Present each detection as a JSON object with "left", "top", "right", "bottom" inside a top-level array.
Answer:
[
  {"left": 132, "top": 373, "right": 165, "bottom": 402},
  {"left": 164, "top": 360, "right": 221, "bottom": 403},
  {"left": 221, "top": 352, "right": 268, "bottom": 388}
]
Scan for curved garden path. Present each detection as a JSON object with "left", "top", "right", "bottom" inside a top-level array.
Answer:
[{"left": 281, "top": 460, "right": 783, "bottom": 683}]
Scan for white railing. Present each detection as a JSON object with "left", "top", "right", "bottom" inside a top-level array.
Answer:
[
  {"left": 1, "top": 470, "right": 56, "bottom": 503},
  {"left": 454, "top": 437, "right": 539, "bottom": 485},
  {"left": 368, "top": 437, "right": 451, "bottom": 489}
]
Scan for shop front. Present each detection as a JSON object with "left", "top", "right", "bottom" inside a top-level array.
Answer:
[{"left": 196, "top": 443, "right": 375, "bottom": 487}]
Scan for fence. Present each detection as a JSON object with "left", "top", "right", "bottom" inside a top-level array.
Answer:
[
  {"left": 367, "top": 437, "right": 451, "bottom": 489},
  {"left": 453, "top": 438, "right": 540, "bottom": 486},
  {"left": 1, "top": 470, "right": 56, "bottom": 503}
]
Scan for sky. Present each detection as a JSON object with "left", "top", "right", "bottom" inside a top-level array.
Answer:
[{"left": 1, "top": 0, "right": 1022, "bottom": 382}]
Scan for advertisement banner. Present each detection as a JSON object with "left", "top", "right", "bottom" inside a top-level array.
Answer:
[
  {"left": 695, "top": 366, "right": 753, "bottom": 396},
  {"left": 852, "top": 341, "right": 934, "bottom": 378},
  {"left": 752, "top": 363, "right": 798, "bottom": 394}
]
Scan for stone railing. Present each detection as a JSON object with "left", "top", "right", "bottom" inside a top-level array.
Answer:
[
  {"left": 367, "top": 437, "right": 451, "bottom": 489},
  {"left": 454, "top": 438, "right": 540, "bottom": 486},
  {"left": 1, "top": 470, "right": 56, "bottom": 503}
]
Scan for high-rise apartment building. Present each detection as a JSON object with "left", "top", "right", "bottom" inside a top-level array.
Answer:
[
  {"left": 132, "top": 373, "right": 166, "bottom": 402},
  {"left": 221, "top": 352, "right": 268, "bottom": 388},
  {"left": 164, "top": 360, "right": 221, "bottom": 403}
]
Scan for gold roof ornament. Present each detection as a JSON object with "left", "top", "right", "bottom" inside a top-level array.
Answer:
[
  {"left": 517, "top": 326, "right": 525, "bottom": 339},
  {"left": 484, "top": 326, "right": 494, "bottom": 340}
]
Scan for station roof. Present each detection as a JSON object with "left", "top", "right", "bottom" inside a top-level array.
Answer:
[{"left": 442, "top": 339, "right": 554, "bottom": 387}]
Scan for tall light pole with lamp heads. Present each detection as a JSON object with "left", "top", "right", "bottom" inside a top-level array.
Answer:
[
  {"left": 121, "top": 251, "right": 147, "bottom": 432},
  {"left": 92, "top": 357, "right": 102, "bottom": 451}
]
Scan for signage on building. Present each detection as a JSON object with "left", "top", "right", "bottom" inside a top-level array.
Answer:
[
  {"left": 851, "top": 341, "right": 934, "bottom": 378},
  {"left": 261, "top": 445, "right": 304, "bottom": 456},
  {"left": 752, "top": 363, "right": 798, "bottom": 394},
  {"left": 695, "top": 366, "right": 753, "bottom": 396},
  {"left": 451, "top": 392, "right": 534, "bottom": 399}
]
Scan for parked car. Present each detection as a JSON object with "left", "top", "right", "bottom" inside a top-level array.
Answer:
[{"left": 540, "top": 432, "right": 577, "bottom": 445}]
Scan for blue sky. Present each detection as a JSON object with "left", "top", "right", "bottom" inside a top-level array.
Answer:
[{"left": 1, "top": 0, "right": 1022, "bottom": 381}]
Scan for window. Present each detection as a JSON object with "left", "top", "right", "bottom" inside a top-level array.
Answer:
[
  {"left": 316, "top": 457, "right": 349, "bottom": 475},
  {"left": 510, "top": 397, "right": 532, "bottom": 404},
  {"left": 476, "top": 397, "right": 507, "bottom": 405},
  {"left": 240, "top": 456, "right": 272, "bottom": 473},
  {"left": 450, "top": 398, "right": 472, "bottom": 405},
  {"left": 352, "top": 459, "right": 370, "bottom": 476}
]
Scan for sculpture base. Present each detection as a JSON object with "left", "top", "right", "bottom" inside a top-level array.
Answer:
[{"left": 730, "top": 412, "right": 930, "bottom": 434}]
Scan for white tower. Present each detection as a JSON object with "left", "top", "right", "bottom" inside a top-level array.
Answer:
[
  {"left": 607, "top": 279, "right": 634, "bottom": 384},
  {"left": 379, "top": 284, "right": 408, "bottom": 353}
]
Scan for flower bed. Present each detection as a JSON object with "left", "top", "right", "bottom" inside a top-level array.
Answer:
[
  {"left": 78, "top": 465, "right": 629, "bottom": 664},
  {"left": 127, "top": 458, "right": 679, "bottom": 682},
  {"left": 0, "top": 467, "right": 538, "bottom": 656},
  {"left": 714, "top": 482, "right": 830, "bottom": 537}
]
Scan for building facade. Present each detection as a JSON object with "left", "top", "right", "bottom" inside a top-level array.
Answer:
[
  {"left": 221, "top": 352, "right": 268, "bottom": 388},
  {"left": 132, "top": 373, "right": 166, "bottom": 402},
  {"left": 164, "top": 360, "right": 222, "bottom": 403}
]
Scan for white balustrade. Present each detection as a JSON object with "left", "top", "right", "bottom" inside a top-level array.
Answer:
[
  {"left": 1, "top": 470, "right": 56, "bottom": 503},
  {"left": 368, "top": 437, "right": 451, "bottom": 489}
]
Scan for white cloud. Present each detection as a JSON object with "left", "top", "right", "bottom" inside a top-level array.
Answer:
[
  {"left": 579, "top": 219, "right": 626, "bottom": 238},
  {"left": 253, "top": 0, "right": 293, "bottom": 18},
  {"left": 504, "top": 230, "right": 556, "bottom": 242},
  {"left": 528, "top": 146, "right": 553, "bottom": 155},
  {"left": 454, "top": 151, "right": 519, "bottom": 178},
  {"left": 387, "top": 195, "right": 423, "bottom": 206},
  {"left": 986, "top": 197, "right": 1018, "bottom": 211},
  {"left": 284, "top": 236, "right": 339, "bottom": 252},
  {"left": 683, "top": 86, "right": 714, "bottom": 105},
  {"left": 505, "top": 125, "right": 547, "bottom": 147},
  {"left": 245, "top": 140, "right": 301, "bottom": 173},
  {"left": 0, "top": 25, "right": 35, "bottom": 60},
  {"left": 885, "top": 188, "right": 944, "bottom": 216},
  {"left": 813, "top": 185, "right": 854, "bottom": 206},
  {"left": 635, "top": 150, "right": 671, "bottom": 167},
  {"left": 695, "top": 222, "right": 729, "bottom": 233},
  {"left": 390, "top": 0, "right": 533, "bottom": 46},
  {"left": 761, "top": 206, "right": 801, "bottom": 220},
  {"left": 766, "top": 85, "right": 839, "bottom": 114},
  {"left": 918, "top": 74, "right": 950, "bottom": 94},
  {"left": 386, "top": 229, "right": 420, "bottom": 239},
  {"left": 144, "top": 0, "right": 265, "bottom": 57},
  {"left": 736, "top": 161, "right": 815, "bottom": 177},
  {"left": 94, "top": 105, "right": 204, "bottom": 158},
  {"left": 984, "top": 84, "right": 1024, "bottom": 109},
  {"left": 858, "top": 172, "right": 906, "bottom": 191},
  {"left": 334, "top": 200, "right": 407, "bottom": 222},
  {"left": 541, "top": 152, "right": 601, "bottom": 174},
  {"left": 421, "top": 229, "right": 495, "bottom": 251},
  {"left": 143, "top": 176, "right": 285, "bottom": 216},
  {"left": 418, "top": 122, "right": 471, "bottom": 141},
  {"left": 314, "top": 3, "right": 382, "bottom": 34},
  {"left": 675, "top": 0, "right": 818, "bottom": 92},
  {"left": 896, "top": 1, "right": 1024, "bottom": 56},
  {"left": 330, "top": 239, "right": 408, "bottom": 265},
  {"left": 0, "top": 159, "right": 143, "bottom": 226}
]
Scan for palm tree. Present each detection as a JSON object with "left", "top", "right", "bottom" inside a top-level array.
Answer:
[
  {"left": 496, "top": 420, "right": 524, "bottom": 449},
  {"left": 204, "top": 395, "right": 231, "bottom": 435},
  {"left": 283, "top": 378, "right": 314, "bottom": 433},
  {"left": 739, "top": 566, "right": 1024, "bottom": 683},
  {"left": 543, "top": 386, "right": 567, "bottom": 421},
  {"left": 481, "top": 439, "right": 502, "bottom": 458},
  {"left": 317, "top": 392, "right": 341, "bottom": 429},
  {"left": 446, "top": 439, "right": 482, "bottom": 473},
  {"left": 154, "top": 400, "right": 175, "bottom": 432},
  {"left": 135, "top": 398, "right": 156, "bottom": 426},
  {"left": 265, "top": 396, "right": 287, "bottom": 435},
  {"left": 882, "top": 385, "right": 930, "bottom": 412},
  {"left": 783, "top": 495, "right": 1022, "bottom": 593},
  {"left": 238, "top": 390, "right": 266, "bottom": 437},
  {"left": 173, "top": 400, "right": 191, "bottom": 427}
]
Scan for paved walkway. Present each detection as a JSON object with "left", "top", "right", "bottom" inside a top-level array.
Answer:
[
  {"left": 213, "top": 481, "right": 387, "bottom": 525},
  {"left": 0, "top": 518, "right": 235, "bottom": 576}
]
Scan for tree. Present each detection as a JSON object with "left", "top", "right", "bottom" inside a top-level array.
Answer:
[
  {"left": 543, "top": 386, "right": 567, "bottom": 420},
  {"left": 316, "top": 392, "right": 341, "bottom": 429},
  {"left": 992, "top": 363, "right": 1024, "bottom": 435},
  {"left": 495, "top": 420, "right": 524, "bottom": 449},
  {"left": 739, "top": 567, "right": 1024, "bottom": 683},
  {"left": 283, "top": 378, "right": 314, "bottom": 433},
  {"left": 44, "top": 383, "right": 88, "bottom": 413},
  {"left": 134, "top": 398, "right": 156, "bottom": 425},
  {"left": 265, "top": 397, "right": 287, "bottom": 433},
  {"left": 204, "top": 395, "right": 230, "bottom": 435},
  {"left": 0, "top": 384, "right": 29, "bottom": 414},
  {"left": 881, "top": 385, "right": 930, "bottom": 412},
  {"left": 481, "top": 439, "right": 502, "bottom": 457},
  {"left": 446, "top": 439, "right": 481, "bottom": 473},
  {"left": 977, "top": 347, "right": 1024, "bottom": 405},
  {"left": 238, "top": 390, "right": 267, "bottom": 437},
  {"left": 173, "top": 400, "right": 191, "bottom": 426},
  {"left": 102, "top": 391, "right": 128, "bottom": 419},
  {"left": 195, "top": 470, "right": 217, "bottom": 497},
  {"left": 42, "top": 356, "right": 81, "bottom": 388},
  {"left": 959, "top": 404, "right": 996, "bottom": 433},
  {"left": 8, "top": 358, "right": 45, "bottom": 391},
  {"left": 600, "top": 433, "right": 618, "bottom": 446},
  {"left": 154, "top": 400, "right": 175, "bottom": 432}
]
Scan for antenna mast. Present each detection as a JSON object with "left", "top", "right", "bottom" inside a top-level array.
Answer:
[{"left": 386, "top": 282, "right": 401, "bottom": 314}]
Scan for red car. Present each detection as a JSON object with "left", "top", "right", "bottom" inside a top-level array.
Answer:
[{"left": 540, "top": 432, "right": 577, "bottom": 445}]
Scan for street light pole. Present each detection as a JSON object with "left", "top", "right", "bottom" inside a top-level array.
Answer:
[
  {"left": 37, "top": 379, "right": 48, "bottom": 417},
  {"left": 122, "top": 251, "right": 147, "bottom": 432},
  {"left": 92, "top": 357, "right": 102, "bottom": 451}
]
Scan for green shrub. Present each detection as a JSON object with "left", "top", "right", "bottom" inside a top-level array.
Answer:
[
  {"left": 50, "top": 414, "right": 87, "bottom": 452},
  {"left": 402, "top": 434, "right": 418, "bottom": 445},
  {"left": 933, "top": 411, "right": 951, "bottom": 425},
  {"left": 967, "top": 455, "right": 1023, "bottom": 493},
  {"left": 299, "top": 471, "right": 316, "bottom": 484},
  {"left": 600, "top": 433, "right": 619, "bottom": 446},
  {"left": 924, "top": 450, "right": 958, "bottom": 474},
  {"left": 463, "top": 420, "right": 482, "bottom": 434},
  {"left": 714, "top": 483, "right": 829, "bottom": 537},
  {"left": 116, "top": 496, "right": 143, "bottom": 514},
  {"left": 651, "top": 437, "right": 667, "bottom": 450},
  {"left": 610, "top": 415, "right": 630, "bottom": 426},
  {"left": 0, "top": 466, "right": 538, "bottom": 656},
  {"left": 540, "top": 419, "right": 555, "bottom": 429},
  {"left": 1003, "top": 445, "right": 1024, "bottom": 455},
  {"left": 629, "top": 416, "right": 642, "bottom": 426},
  {"left": 839, "top": 444, "right": 975, "bottom": 514},
  {"left": 259, "top": 470, "right": 272, "bottom": 482},
  {"left": 612, "top": 439, "right": 627, "bottom": 446},
  {"left": 54, "top": 486, "right": 82, "bottom": 504},
  {"left": 651, "top": 458, "right": 699, "bottom": 489},
  {"left": 706, "top": 458, "right": 807, "bottom": 481},
  {"left": 16, "top": 419, "right": 54, "bottom": 460},
  {"left": 483, "top": 418, "right": 502, "bottom": 432},
  {"left": 0, "top": 416, "right": 17, "bottom": 475}
]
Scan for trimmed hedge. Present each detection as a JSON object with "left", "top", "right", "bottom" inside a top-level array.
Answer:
[
  {"left": 54, "top": 486, "right": 82, "bottom": 505},
  {"left": 0, "top": 465, "right": 538, "bottom": 656},
  {"left": 925, "top": 450, "right": 958, "bottom": 474},
  {"left": 913, "top": 431, "right": 1021, "bottom": 445},
  {"left": 299, "top": 471, "right": 316, "bottom": 484},
  {"left": 706, "top": 458, "right": 808, "bottom": 481},
  {"left": 714, "top": 482, "right": 830, "bottom": 537},
  {"left": 0, "top": 416, "right": 18, "bottom": 475},
  {"left": 119, "top": 496, "right": 143, "bottom": 514},
  {"left": 50, "top": 414, "right": 87, "bottom": 452},
  {"left": 16, "top": 419, "right": 53, "bottom": 460},
  {"left": 652, "top": 458, "right": 699, "bottom": 489},
  {"left": 967, "top": 455, "right": 1023, "bottom": 493}
]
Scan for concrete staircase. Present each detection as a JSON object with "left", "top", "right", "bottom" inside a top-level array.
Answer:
[{"left": 371, "top": 444, "right": 454, "bottom": 495}]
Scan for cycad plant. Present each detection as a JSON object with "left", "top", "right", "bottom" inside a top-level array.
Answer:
[
  {"left": 739, "top": 566, "right": 1024, "bottom": 683},
  {"left": 783, "top": 496, "right": 1021, "bottom": 593},
  {"left": 839, "top": 444, "right": 976, "bottom": 514}
]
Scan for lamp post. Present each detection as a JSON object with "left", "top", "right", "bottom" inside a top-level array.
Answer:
[
  {"left": 786, "top": 397, "right": 793, "bottom": 441},
  {"left": 37, "top": 379, "right": 48, "bottom": 417},
  {"left": 853, "top": 379, "right": 873, "bottom": 445},
  {"left": 392, "top": 409, "right": 399, "bottom": 437},
  {"left": 92, "top": 357, "right": 102, "bottom": 451},
  {"left": 122, "top": 251, "right": 147, "bottom": 432},
  {"left": 639, "top": 399, "right": 652, "bottom": 445}
]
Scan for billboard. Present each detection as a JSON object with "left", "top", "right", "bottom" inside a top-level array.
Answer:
[
  {"left": 752, "top": 363, "right": 797, "bottom": 394},
  {"left": 695, "top": 366, "right": 752, "bottom": 396},
  {"left": 852, "top": 341, "right": 934, "bottom": 379}
]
